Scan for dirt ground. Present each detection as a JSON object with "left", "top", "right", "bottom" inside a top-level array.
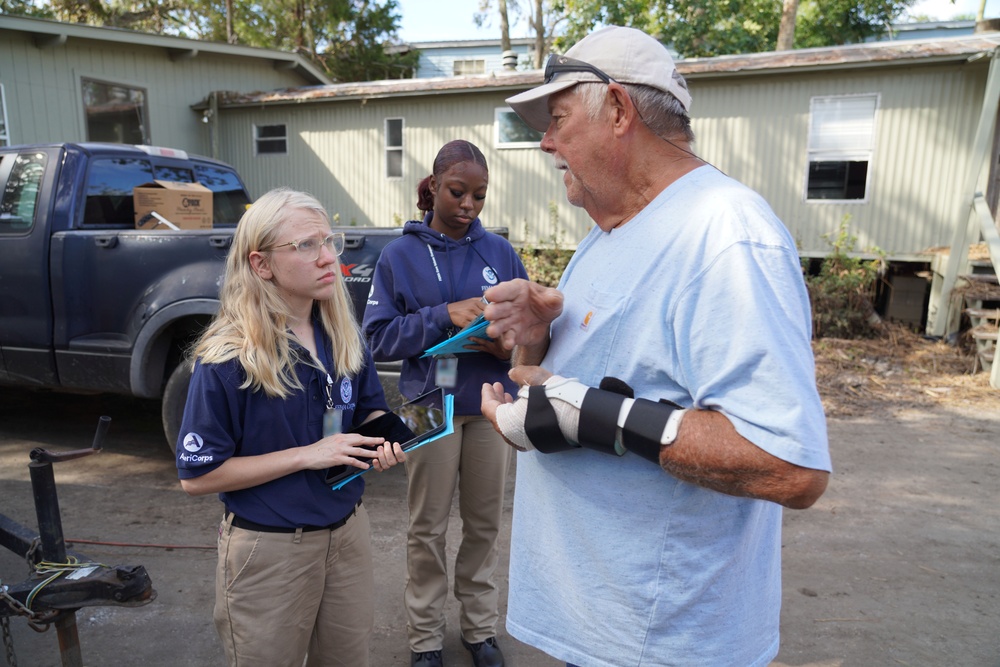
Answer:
[{"left": 1, "top": 328, "right": 998, "bottom": 667}]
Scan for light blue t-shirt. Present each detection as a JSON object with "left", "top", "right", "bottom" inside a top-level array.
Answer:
[{"left": 506, "top": 166, "right": 831, "bottom": 667}]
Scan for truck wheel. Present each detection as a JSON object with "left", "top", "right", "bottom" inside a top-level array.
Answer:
[{"left": 162, "top": 359, "right": 193, "bottom": 455}]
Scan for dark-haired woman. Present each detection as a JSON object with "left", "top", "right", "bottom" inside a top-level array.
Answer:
[{"left": 363, "top": 140, "right": 527, "bottom": 667}]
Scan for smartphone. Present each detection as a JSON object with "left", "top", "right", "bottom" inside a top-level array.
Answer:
[{"left": 325, "top": 387, "right": 447, "bottom": 486}]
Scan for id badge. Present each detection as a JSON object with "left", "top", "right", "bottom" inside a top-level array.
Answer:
[
  {"left": 435, "top": 355, "right": 458, "bottom": 388},
  {"left": 323, "top": 408, "right": 344, "bottom": 437}
]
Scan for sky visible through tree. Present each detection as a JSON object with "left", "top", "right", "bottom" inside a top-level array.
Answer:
[{"left": 395, "top": 0, "right": 999, "bottom": 43}]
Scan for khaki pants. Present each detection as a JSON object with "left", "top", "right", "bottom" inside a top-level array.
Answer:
[
  {"left": 214, "top": 504, "right": 374, "bottom": 667},
  {"left": 404, "top": 415, "right": 512, "bottom": 651}
]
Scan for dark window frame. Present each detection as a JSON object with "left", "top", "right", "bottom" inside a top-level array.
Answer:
[
  {"left": 805, "top": 93, "right": 878, "bottom": 203},
  {"left": 81, "top": 77, "right": 150, "bottom": 145},
  {"left": 495, "top": 107, "right": 543, "bottom": 149},
  {"left": 0, "top": 84, "right": 9, "bottom": 146},
  {"left": 453, "top": 59, "right": 486, "bottom": 76},
  {"left": 254, "top": 124, "right": 288, "bottom": 156},
  {"left": 385, "top": 117, "right": 404, "bottom": 180}
]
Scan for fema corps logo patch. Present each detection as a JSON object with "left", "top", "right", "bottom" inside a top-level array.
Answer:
[
  {"left": 340, "top": 377, "right": 353, "bottom": 403},
  {"left": 482, "top": 267, "right": 498, "bottom": 285},
  {"left": 182, "top": 432, "right": 204, "bottom": 452}
]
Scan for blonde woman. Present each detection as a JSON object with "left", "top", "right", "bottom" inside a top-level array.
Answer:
[{"left": 177, "top": 187, "right": 405, "bottom": 667}]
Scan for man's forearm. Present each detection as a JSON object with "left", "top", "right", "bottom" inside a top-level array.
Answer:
[{"left": 660, "top": 410, "right": 828, "bottom": 510}]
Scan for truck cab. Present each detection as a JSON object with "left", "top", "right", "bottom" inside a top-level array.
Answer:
[{"left": 0, "top": 143, "right": 250, "bottom": 436}]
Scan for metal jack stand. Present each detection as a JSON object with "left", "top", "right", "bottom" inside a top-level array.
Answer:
[{"left": 1, "top": 417, "right": 157, "bottom": 667}]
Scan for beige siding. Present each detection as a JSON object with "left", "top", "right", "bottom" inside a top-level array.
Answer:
[
  {"left": 692, "top": 60, "right": 989, "bottom": 258},
  {"left": 216, "top": 94, "right": 595, "bottom": 247},
  {"left": 0, "top": 29, "right": 314, "bottom": 154},
  {"left": 220, "top": 57, "right": 993, "bottom": 257}
]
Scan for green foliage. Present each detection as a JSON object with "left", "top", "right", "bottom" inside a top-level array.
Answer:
[
  {"left": 554, "top": 0, "right": 659, "bottom": 49},
  {"left": 0, "top": 0, "right": 418, "bottom": 83},
  {"left": 792, "top": 0, "right": 914, "bottom": 50},
  {"left": 558, "top": 0, "right": 919, "bottom": 58},
  {"left": 806, "top": 217, "right": 886, "bottom": 339},
  {"left": 662, "top": 0, "right": 782, "bottom": 58},
  {"left": 516, "top": 201, "right": 574, "bottom": 287}
]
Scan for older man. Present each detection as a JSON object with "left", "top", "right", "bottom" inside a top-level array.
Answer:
[{"left": 480, "top": 26, "right": 831, "bottom": 667}]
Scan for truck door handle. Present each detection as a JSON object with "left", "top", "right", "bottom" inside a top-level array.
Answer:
[
  {"left": 94, "top": 236, "right": 118, "bottom": 249},
  {"left": 344, "top": 236, "right": 364, "bottom": 250},
  {"left": 209, "top": 235, "right": 232, "bottom": 249}
]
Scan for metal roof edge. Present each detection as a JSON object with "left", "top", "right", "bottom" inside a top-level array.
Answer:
[
  {"left": 404, "top": 37, "right": 536, "bottom": 49},
  {"left": 214, "top": 71, "right": 542, "bottom": 107},
  {"left": 678, "top": 34, "right": 1000, "bottom": 77},
  {"left": 197, "top": 33, "right": 1000, "bottom": 108}
]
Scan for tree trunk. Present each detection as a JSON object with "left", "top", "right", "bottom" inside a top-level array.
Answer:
[
  {"left": 776, "top": 0, "right": 799, "bottom": 51},
  {"left": 226, "top": 0, "right": 236, "bottom": 44},
  {"left": 499, "top": 0, "right": 511, "bottom": 53},
  {"left": 533, "top": 0, "right": 544, "bottom": 68},
  {"left": 977, "top": 0, "right": 986, "bottom": 23}
]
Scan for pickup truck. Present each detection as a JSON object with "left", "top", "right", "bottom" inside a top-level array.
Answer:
[{"left": 0, "top": 142, "right": 404, "bottom": 451}]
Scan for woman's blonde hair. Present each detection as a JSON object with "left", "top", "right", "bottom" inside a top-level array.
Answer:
[{"left": 194, "top": 187, "right": 364, "bottom": 397}]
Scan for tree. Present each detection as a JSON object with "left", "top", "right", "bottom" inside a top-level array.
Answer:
[
  {"left": 556, "top": 0, "right": 661, "bottom": 48},
  {"left": 776, "top": 0, "right": 798, "bottom": 51},
  {"left": 559, "top": 0, "right": 921, "bottom": 59},
  {"left": 476, "top": 0, "right": 565, "bottom": 67},
  {"left": 0, "top": 0, "right": 418, "bottom": 82},
  {"left": 793, "top": 0, "right": 917, "bottom": 50}
]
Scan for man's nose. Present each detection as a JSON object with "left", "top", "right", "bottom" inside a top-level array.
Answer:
[{"left": 540, "top": 126, "right": 556, "bottom": 154}]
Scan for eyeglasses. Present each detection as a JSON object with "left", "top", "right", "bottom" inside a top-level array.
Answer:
[
  {"left": 270, "top": 232, "right": 345, "bottom": 260},
  {"left": 544, "top": 54, "right": 614, "bottom": 85}
]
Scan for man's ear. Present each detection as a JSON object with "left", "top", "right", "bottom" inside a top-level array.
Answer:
[
  {"left": 607, "top": 82, "right": 640, "bottom": 136},
  {"left": 249, "top": 251, "right": 272, "bottom": 280}
]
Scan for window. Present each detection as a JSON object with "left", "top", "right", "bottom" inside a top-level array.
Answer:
[
  {"left": 454, "top": 59, "right": 486, "bottom": 76},
  {"left": 0, "top": 152, "right": 47, "bottom": 233},
  {"left": 806, "top": 94, "right": 878, "bottom": 201},
  {"left": 495, "top": 108, "right": 544, "bottom": 149},
  {"left": 385, "top": 118, "right": 403, "bottom": 179},
  {"left": 0, "top": 84, "right": 9, "bottom": 146},
  {"left": 82, "top": 78, "right": 149, "bottom": 144},
  {"left": 82, "top": 157, "right": 154, "bottom": 226},
  {"left": 255, "top": 124, "right": 287, "bottom": 155},
  {"left": 154, "top": 166, "right": 195, "bottom": 183},
  {"left": 194, "top": 164, "right": 251, "bottom": 224}
]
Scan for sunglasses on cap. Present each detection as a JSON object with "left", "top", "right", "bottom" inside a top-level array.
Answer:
[{"left": 544, "top": 54, "right": 615, "bottom": 85}]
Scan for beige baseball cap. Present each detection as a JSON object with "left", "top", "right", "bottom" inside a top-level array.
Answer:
[{"left": 506, "top": 26, "right": 691, "bottom": 133}]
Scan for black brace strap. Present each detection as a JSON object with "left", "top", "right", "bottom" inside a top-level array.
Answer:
[
  {"left": 577, "top": 388, "right": 626, "bottom": 455},
  {"left": 622, "top": 398, "right": 675, "bottom": 463},
  {"left": 525, "top": 385, "right": 578, "bottom": 453}
]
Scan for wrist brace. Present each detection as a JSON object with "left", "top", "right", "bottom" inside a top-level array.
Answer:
[{"left": 493, "top": 376, "right": 687, "bottom": 463}]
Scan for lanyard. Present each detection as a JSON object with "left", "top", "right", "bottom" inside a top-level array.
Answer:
[
  {"left": 312, "top": 319, "right": 336, "bottom": 410},
  {"left": 425, "top": 240, "right": 477, "bottom": 304},
  {"left": 425, "top": 240, "right": 500, "bottom": 303}
]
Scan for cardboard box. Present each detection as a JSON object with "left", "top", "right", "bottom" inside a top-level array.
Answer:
[{"left": 133, "top": 180, "right": 213, "bottom": 230}]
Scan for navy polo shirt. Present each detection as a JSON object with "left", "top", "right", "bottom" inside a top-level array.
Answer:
[{"left": 176, "top": 336, "right": 388, "bottom": 528}]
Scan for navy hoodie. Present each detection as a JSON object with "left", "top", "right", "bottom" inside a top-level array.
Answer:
[{"left": 362, "top": 215, "right": 528, "bottom": 415}]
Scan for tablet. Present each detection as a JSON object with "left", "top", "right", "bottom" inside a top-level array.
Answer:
[{"left": 324, "top": 387, "right": 447, "bottom": 486}]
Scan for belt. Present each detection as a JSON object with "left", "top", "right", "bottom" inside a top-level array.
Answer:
[{"left": 228, "top": 499, "right": 361, "bottom": 534}]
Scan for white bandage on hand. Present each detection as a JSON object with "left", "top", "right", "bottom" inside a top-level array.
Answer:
[{"left": 493, "top": 376, "right": 583, "bottom": 451}]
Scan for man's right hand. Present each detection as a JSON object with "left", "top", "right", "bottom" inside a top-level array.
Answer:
[{"left": 483, "top": 279, "right": 564, "bottom": 350}]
